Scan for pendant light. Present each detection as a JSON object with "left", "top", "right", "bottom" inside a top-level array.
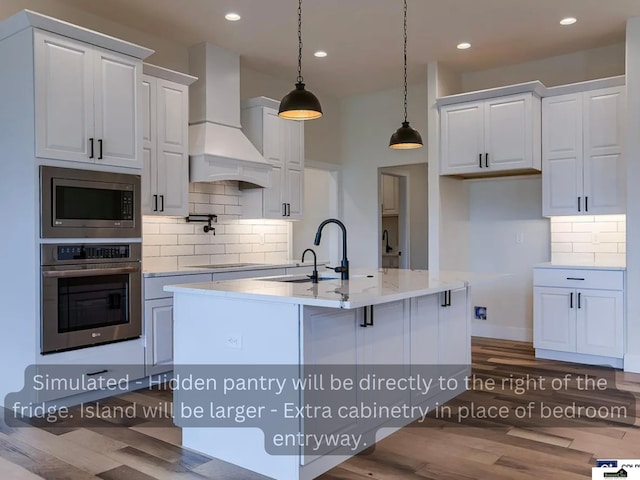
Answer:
[
  {"left": 279, "top": 0, "right": 323, "bottom": 120},
  {"left": 389, "top": 0, "right": 423, "bottom": 149}
]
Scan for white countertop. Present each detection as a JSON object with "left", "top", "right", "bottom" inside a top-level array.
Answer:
[
  {"left": 165, "top": 268, "right": 498, "bottom": 309},
  {"left": 143, "top": 260, "right": 322, "bottom": 278},
  {"left": 534, "top": 262, "right": 626, "bottom": 271}
]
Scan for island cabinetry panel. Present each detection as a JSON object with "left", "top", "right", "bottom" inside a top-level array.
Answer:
[
  {"left": 533, "top": 267, "right": 624, "bottom": 365},
  {"left": 542, "top": 86, "right": 625, "bottom": 216},
  {"left": 35, "top": 30, "right": 142, "bottom": 169},
  {"left": 241, "top": 99, "right": 304, "bottom": 219},
  {"left": 439, "top": 92, "right": 541, "bottom": 177}
]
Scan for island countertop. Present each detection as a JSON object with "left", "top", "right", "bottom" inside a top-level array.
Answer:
[{"left": 164, "top": 268, "right": 495, "bottom": 309}]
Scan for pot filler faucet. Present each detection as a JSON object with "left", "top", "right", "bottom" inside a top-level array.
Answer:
[{"left": 314, "top": 218, "right": 349, "bottom": 280}]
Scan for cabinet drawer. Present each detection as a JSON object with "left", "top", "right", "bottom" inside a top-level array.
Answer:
[
  {"left": 144, "top": 273, "right": 212, "bottom": 300},
  {"left": 533, "top": 268, "right": 623, "bottom": 290}
]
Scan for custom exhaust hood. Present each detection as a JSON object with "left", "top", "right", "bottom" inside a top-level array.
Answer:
[{"left": 188, "top": 43, "right": 271, "bottom": 187}]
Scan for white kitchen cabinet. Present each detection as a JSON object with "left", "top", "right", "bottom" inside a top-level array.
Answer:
[
  {"left": 144, "top": 298, "right": 174, "bottom": 376},
  {"left": 142, "top": 65, "right": 196, "bottom": 216},
  {"left": 241, "top": 97, "right": 304, "bottom": 220},
  {"left": 34, "top": 30, "right": 142, "bottom": 169},
  {"left": 542, "top": 85, "right": 625, "bottom": 216},
  {"left": 439, "top": 88, "right": 542, "bottom": 177},
  {"left": 381, "top": 174, "right": 400, "bottom": 215},
  {"left": 533, "top": 267, "right": 624, "bottom": 366}
]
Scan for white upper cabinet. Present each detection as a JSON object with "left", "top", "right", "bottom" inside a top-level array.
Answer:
[
  {"left": 542, "top": 84, "right": 625, "bottom": 216},
  {"left": 35, "top": 30, "right": 142, "bottom": 169},
  {"left": 381, "top": 174, "right": 400, "bottom": 215},
  {"left": 241, "top": 98, "right": 305, "bottom": 220},
  {"left": 438, "top": 85, "right": 542, "bottom": 177},
  {"left": 142, "top": 65, "right": 196, "bottom": 216}
]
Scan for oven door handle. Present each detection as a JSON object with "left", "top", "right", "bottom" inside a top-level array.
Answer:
[{"left": 42, "top": 266, "right": 139, "bottom": 278}]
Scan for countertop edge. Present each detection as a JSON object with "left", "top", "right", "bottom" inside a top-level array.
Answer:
[
  {"left": 143, "top": 261, "right": 325, "bottom": 278},
  {"left": 533, "top": 263, "right": 626, "bottom": 271}
]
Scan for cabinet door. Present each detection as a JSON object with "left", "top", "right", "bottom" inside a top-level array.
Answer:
[
  {"left": 438, "top": 288, "right": 469, "bottom": 369},
  {"left": 533, "top": 286, "right": 576, "bottom": 352},
  {"left": 155, "top": 79, "right": 189, "bottom": 215},
  {"left": 542, "top": 94, "right": 583, "bottom": 216},
  {"left": 262, "top": 109, "right": 286, "bottom": 218},
  {"left": 34, "top": 31, "right": 95, "bottom": 162},
  {"left": 440, "top": 101, "right": 484, "bottom": 175},
  {"left": 583, "top": 87, "right": 626, "bottom": 215},
  {"left": 93, "top": 48, "right": 141, "bottom": 168},
  {"left": 301, "top": 307, "right": 359, "bottom": 465},
  {"left": 145, "top": 298, "right": 174, "bottom": 376},
  {"left": 410, "top": 294, "right": 440, "bottom": 404},
  {"left": 381, "top": 174, "right": 400, "bottom": 215},
  {"left": 359, "top": 301, "right": 410, "bottom": 419},
  {"left": 485, "top": 94, "right": 532, "bottom": 171},
  {"left": 576, "top": 289, "right": 624, "bottom": 358},
  {"left": 284, "top": 119, "right": 304, "bottom": 219},
  {"left": 141, "top": 76, "right": 157, "bottom": 214}
]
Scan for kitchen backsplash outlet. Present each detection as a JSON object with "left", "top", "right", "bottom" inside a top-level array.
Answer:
[
  {"left": 550, "top": 215, "right": 626, "bottom": 265},
  {"left": 143, "top": 182, "right": 290, "bottom": 271}
]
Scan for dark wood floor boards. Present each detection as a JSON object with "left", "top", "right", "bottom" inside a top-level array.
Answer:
[{"left": 0, "top": 337, "right": 637, "bottom": 479}]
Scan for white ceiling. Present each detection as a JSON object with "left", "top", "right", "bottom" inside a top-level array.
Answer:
[{"left": 57, "top": 0, "right": 640, "bottom": 97}]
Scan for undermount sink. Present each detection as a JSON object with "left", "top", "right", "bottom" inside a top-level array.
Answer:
[{"left": 260, "top": 274, "right": 369, "bottom": 284}]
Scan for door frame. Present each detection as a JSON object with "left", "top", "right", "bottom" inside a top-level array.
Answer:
[{"left": 378, "top": 168, "right": 411, "bottom": 269}]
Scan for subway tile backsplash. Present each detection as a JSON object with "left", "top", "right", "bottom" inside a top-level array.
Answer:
[
  {"left": 550, "top": 215, "right": 626, "bottom": 265},
  {"left": 142, "top": 181, "right": 290, "bottom": 271}
]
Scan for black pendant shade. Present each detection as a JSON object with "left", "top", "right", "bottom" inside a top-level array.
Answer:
[
  {"left": 389, "top": 121, "right": 423, "bottom": 150},
  {"left": 279, "top": 0, "right": 322, "bottom": 121},
  {"left": 389, "top": 0, "right": 423, "bottom": 149},
  {"left": 279, "top": 82, "right": 322, "bottom": 120}
]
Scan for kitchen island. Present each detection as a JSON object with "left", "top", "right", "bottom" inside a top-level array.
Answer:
[{"left": 166, "top": 268, "right": 477, "bottom": 480}]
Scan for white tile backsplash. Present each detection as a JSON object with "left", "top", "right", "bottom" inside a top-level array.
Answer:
[
  {"left": 142, "top": 181, "right": 290, "bottom": 270},
  {"left": 550, "top": 215, "right": 626, "bottom": 265}
]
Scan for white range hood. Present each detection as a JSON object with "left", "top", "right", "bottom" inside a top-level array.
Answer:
[{"left": 188, "top": 43, "right": 271, "bottom": 187}]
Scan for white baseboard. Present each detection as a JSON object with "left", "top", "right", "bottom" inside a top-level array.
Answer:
[
  {"left": 472, "top": 321, "right": 532, "bottom": 342},
  {"left": 624, "top": 353, "right": 640, "bottom": 373}
]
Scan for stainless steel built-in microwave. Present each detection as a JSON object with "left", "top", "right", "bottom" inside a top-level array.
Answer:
[{"left": 41, "top": 166, "right": 141, "bottom": 238}]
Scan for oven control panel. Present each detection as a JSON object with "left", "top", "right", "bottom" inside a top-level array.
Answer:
[{"left": 57, "top": 244, "right": 130, "bottom": 261}]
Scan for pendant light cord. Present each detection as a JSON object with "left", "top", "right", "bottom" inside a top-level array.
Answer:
[
  {"left": 297, "top": 0, "right": 304, "bottom": 83},
  {"left": 403, "top": 0, "right": 408, "bottom": 123}
]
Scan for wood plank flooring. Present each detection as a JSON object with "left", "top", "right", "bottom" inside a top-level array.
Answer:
[{"left": 1, "top": 338, "right": 638, "bottom": 479}]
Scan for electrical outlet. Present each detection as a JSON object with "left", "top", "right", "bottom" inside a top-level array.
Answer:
[
  {"left": 515, "top": 232, "right": 524, "bottom": 245},
  {"left": 474, "top": 306, "right": 487, "bottom": 320},
  {"left": 592, "top": 232, "right": 600, "bottom": 244},
  {"left": 225, "top": 334, "right": 242, "bottom": 349},
  {"left": 259, "top": 233, "right": 265, "bottom": 245}
]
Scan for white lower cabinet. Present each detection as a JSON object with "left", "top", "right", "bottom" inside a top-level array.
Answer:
[
  {"left": 533, "top": 267, "right": 624, "bottom": 365},
  {"left": 144, "top": 298, "right": 174, "bottom": 376}
]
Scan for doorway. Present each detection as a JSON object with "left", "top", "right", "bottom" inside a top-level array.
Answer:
[{"left": 378, "top": 164, "right": 429, "bottom": 270}]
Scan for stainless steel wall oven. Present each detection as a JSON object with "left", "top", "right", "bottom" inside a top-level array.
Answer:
[
  {"left": 40, "top": 166, "right": 141, "bottom": 238},
  {"left": 41, "top": 243, "right": 142, "bottom": 354}
]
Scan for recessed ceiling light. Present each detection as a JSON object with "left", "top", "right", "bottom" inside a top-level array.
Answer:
[
  {"left": 457, "top": 42, "right": 471, "bottom": 50},
  {"left": 314, "top": 50, "right": 328, "bottom": 58},
  {"left": 560, "top": 17, "right": 577, "bottom": 25},
  {"left": 225, "top": 12, "right": 241, "bottom": 21}
]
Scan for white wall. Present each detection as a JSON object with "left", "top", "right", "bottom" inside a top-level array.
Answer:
[
  {"left": 340, "top": 85, "right": 428, "bottom": 267},
  {"left": 292, "top": 167, "right": 340, "bottom": 264},
  {"left": 625, "top": 18, "right": 640, "bottom": 373},
  {"left": 469, "top": 177, "right": 549, "bottom": 341},
  {"left": 461, "top": 43, "right": 625, "bottom": 92}
]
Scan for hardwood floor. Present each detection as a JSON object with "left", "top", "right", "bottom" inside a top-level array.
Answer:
[{"left": 1, "top": 338, "right": 638, "bottom": 479}]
